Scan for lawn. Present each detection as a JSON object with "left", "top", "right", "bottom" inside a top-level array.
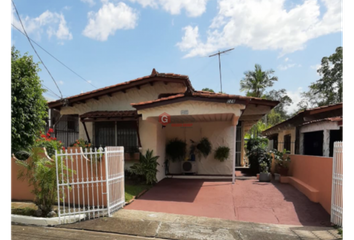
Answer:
[{"left": 125, "top": 184, "right": 151, "bottom": 202}]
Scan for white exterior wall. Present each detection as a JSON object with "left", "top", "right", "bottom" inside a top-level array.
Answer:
[
  {"left": 138, "top": 118, "right": 166, "bottom": 182},
  {"left": 166, "top": 121, "right": 235, "bottom": 175},
  {"left": 59, "top": 82, "right": 186, "bottom": 143},
  {"left": 299, "top": 121, "right": 340, "bottom": 156}
]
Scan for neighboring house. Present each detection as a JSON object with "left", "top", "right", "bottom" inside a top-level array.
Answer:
[
  {"left": 262, "top": 103, "right": 342, "bottom": 157},
  {"left": 48, "top": 69, "right": 279, "bottom": 182}
]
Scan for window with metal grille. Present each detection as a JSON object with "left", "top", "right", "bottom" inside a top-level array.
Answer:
[
  {"left": 95, "top": 122, "right": 115, "bottom": 147},
  {"left": 283, "top": 134, "right": 291, "bottom": 153},
  {"left": 116, "top": 121, "right": 138, "bottom": 153},
  {"left": 94, "top": 121, "right": 138, "bottom": 152}
]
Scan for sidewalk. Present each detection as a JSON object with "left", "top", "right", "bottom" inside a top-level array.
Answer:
[{"left": 58, "top": 209, "right": 342, "bottom": 240}]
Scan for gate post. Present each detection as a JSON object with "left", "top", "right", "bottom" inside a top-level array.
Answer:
[
  {"left": 55, "top": 150, "right": 61, "bottom": 222},
  {"left": 104, "top": 147, "right": 111, "bottom": 216}
]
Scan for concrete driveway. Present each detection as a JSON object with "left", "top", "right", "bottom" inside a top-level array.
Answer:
[{"left": 125, "top": 178, "right": 331, "bottom": 226}]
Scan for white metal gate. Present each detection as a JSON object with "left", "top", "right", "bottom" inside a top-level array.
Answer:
[
  {"left": 331, "top": 141, "right": 343, "bottom": 226},
  {"left": 55, "top": 146, "right": 124, "bottom": 223}
]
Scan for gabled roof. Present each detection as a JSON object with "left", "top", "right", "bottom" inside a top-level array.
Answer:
[
  {"left": 301, "top": 116, "right": 342, "bottom": 126},
  {"left": 131, "top": 90, "right": 279, "bottom": 110},
  {"left": 48, "top": 69, "right": 194, "bottom": 109},
  {"left": 262, "top": 102, "right": 343, "bottom": 136}
]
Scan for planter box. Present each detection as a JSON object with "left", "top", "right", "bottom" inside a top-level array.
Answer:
[
  {"left": 259, "top": 172, "right": 271, "bottom": 182},
  {"left": 274, "top": 173, "right": 280, "bottom": 181},
  {"left": 124, "top": 153, "right": 140, "bottom": 161}
]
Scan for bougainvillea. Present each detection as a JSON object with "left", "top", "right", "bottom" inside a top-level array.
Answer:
[
  {"left": 70, "top": 138, "right": 92, "bottom": 149},
  {"left": 35, "top": 128, "right": 64, "bottom": 158}
]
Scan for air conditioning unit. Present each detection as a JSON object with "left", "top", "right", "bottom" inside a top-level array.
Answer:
[{"left": 182, "top": 161, "right": 197, "bottom": 174}]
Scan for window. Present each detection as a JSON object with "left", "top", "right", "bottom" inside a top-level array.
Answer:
[
  {"left": 117, "top": 121, "right": 138, "bottom": 153},
  {"left": 283, "top": 134, "right": 291, "bottom": 153},
  {"left": 94, "top": 122, "right": 115, "bottom": 147},
  {"left": 303, "top": 131, "right": 323, "bottom": 156},
  {"left": 67, "top": 120, "right": 76, "bottom": 131},
  {"left": 94, "top": 121, "right": 138, "bottom": 152}
]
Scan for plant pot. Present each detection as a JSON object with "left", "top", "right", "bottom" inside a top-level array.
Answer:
[
  {"left": 125, "top": 152, "right": 140, "bottom": 161},
  {"left": 259, "top": 172, "right": 271, "bottom": 182},
  {"left": 277, "top": 166, "right": 288, "bottom": 176},
  {"left": 274, "top": 173, "right": 280, "bottom": 181}
]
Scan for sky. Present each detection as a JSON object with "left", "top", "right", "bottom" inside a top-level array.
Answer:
[{"left": 10, "top": 0, "right": 342, "bottom": 114}]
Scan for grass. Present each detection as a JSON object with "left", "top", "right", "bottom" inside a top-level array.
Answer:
[
  {"left": 11, "top": 207, "right": 37, "bottom": 217},
  {"left": 125, "top": 184, "right": 151, "bottom": 202},
  {"left": 333, "top": 225, "right": 342, "bottom": 238}
]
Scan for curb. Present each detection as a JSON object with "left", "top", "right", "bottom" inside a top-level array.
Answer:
[
  {"left": 11, "top": 214, "right": 86, "bottom": 226},
  {"left": 124, "top": 189, "right": 148, "bottom": 206}
]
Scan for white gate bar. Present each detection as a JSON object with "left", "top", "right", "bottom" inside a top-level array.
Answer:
[{"left": 104, "top": 147, "right": 110, "bottom": 216}]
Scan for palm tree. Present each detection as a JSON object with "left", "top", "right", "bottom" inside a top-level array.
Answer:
[{"left": 240, "top": 64, "right": 278, "bottom": 98}]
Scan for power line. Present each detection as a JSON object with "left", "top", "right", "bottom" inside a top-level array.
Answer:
[
  {"left": 209, "top": 48, "right": 234, "bottom": 93},
  {"left": 12, "top": 23, "right": 98, "bottom": 89},
  {"left": 42, "top": 84, "right": 61, "bottom": 99},
  {"left": 12, "top": 0, "right": 63, "bottom": 99}
]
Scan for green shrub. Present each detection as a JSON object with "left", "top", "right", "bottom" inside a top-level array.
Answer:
[
  {"left": 246, "top": 137, "right": 271, "bottom": 174},
  {"left": 70, "top": 138, "right": 92, "bottom": 149},
  {"left": 166, "top": 138, "right": 187, "bottom": 162},
  {"left": 16, "top": 148, "right": 73, "bottom": 216},
  {"left": 130, "top": 149, "right": 160, "bottom": 185}
]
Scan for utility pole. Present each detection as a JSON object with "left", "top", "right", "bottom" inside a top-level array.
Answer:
[{"left": 209, "top": 48, "right": 234, "bottom": 93}]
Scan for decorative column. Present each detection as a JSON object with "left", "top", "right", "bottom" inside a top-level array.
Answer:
[
  {"left": 299, "top": 133, "right": 304, "bottom": 155},
  {"left": 323, "top": 129, "right": 330, "bottom": 157}
]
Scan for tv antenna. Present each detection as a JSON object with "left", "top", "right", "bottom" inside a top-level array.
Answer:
[{"left": 209, "top": 48, "right": 234, "bottom": 93}]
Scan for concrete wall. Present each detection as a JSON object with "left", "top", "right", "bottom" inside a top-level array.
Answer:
[
  {"left": 299, "top": 121, "right": 341, "bottom": 157},
  {"left": 59, "top": 82, "right": 186, "bottom": 141},
  {"left": 11, "top": 147, "right": 124, "bottom": 206},
  {"left": 277, "top": 128, "right": 296, "bottom": 154},
  {"left": 138, "top": 119, "right": 166, "bottom": 182},
  {"left": 165, "top": 121, "right": 235, "bottom": 175},
  {"left": 286, "top": 154, "right": 333, "bottom": 213}
]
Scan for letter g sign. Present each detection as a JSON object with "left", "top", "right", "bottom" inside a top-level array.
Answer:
[{"left": 159, "top": 112, "right": 171, "bottom": 126}]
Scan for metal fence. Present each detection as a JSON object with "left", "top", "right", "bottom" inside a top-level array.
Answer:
[
  {"left": 331, "top": 141, "right": 343, "bottom": 226},
  {"left": 55, "top": 146, "right": 124, "bottom": 224}
]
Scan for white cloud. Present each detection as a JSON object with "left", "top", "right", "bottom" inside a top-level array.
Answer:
[
  {"left": 285, "top": 57, "right": 289, "bottom": 62},
  {"left": 11, "top": 8, "right": 73, "bottom": 41},
  {"left": 81, "top": 0, "right": 96, "bottom": 7},
  {"left": 129, "top": 0, "right": 208, "bottom": 17},
  {"left": 59, "top": 81, "right": 64, "bottom": 85},
  {"left": 278, "top": 63, "right": 296, "bottom": 71},
  {"left": 311, "top": 64, "right": 321, "bottom": 76},
  {"left": 82, "top": 1, "right": 138, "bottom": 41},
  {"left": 177, "top": 0, "right": 342, "bottom": 58},
  {"left": 286, "top": 87, "right": 304, "bottom": 114}
]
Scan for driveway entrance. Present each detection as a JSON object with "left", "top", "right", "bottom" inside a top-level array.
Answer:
[{"left": 125, "top": 179, "right": 330, "bottom": 226}]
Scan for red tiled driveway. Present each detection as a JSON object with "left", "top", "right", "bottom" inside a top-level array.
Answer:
[{"left": 125, "top": 178, "right": 331, "bottom": 226}]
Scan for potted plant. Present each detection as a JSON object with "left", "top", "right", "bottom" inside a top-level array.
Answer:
[
  {"left": 271, "top": 149, "right": 291, "bottom": 176},
  {"left": 125, "top": 146, "right": 140, "bottom": 161},
  {"left": 214, "top": 146, "right": 230, "bottom": 162},
  {"left": 196, "top": 137, "right": 212, "bottom": 159},
  {"left": 166, "top": 138, "right": 187, "bottom": 162},
  {"left": 259, "top": 161, "right": 271, "bottom": 182}
]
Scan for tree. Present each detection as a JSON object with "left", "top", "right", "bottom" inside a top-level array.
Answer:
[
  {"left": 11, "top": 47, "right": 48, "bottom": 154},
  {"left": 201, "top": 88, "right": 215, "bottom": 93},
  {"left": 240, "top": 64, "right": 278, "bottom": 98},
  {"left": 265, "top": 88, "right": 293, "bottom": 120},
  {"left": 297, "top": 46, "right": 342, "bottom": 110}
]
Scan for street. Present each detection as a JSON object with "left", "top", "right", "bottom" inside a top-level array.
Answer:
[{"left": 12, "top": 225, "right": 164, "bottom": 240}]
